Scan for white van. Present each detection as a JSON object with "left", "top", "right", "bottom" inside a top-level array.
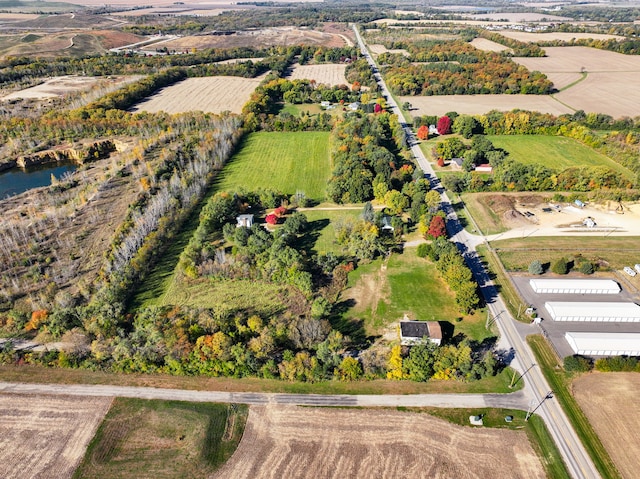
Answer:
[
  {"left": 635, "top": 264, "right": 640, "bottom": 274},
  {"left": 624, "top": 266, "right": 636, "bottom": 277}
]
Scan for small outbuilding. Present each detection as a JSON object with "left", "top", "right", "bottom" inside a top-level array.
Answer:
[
  {"left": 545, "top": 301, "right": 640, "bottom": 322},
  {"left": 236, "top": 214, "right": 254, "bottom": 228},
  {"left": 381, "top": 216, "right": 394, "bottom": 232},
  {"left": 529, "top": 279, "right": 620, "bottom": 295},
  {"left": 565, "top": 332, "right": 640, "bottom": 356},
  {"left": 399, "top": 320, "right": 442, "bottom": 346}
]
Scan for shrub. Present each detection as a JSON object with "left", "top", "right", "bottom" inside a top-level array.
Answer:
[
  {"left": 563, "top": 355, "right": 592, "bottom": 373},
  {"left": 265, "top": 214, "right": 278, "bottom": 225},
  {"left": 416, "top": 243, "right": 431, "bottom": 258},
  {"left": 528, "top": 260, "right": 544, "bottom": 275},
  {"left": 595, "top": 356, "right": 640, "bottom": 372},
  {"left": 551, "top": 257, "right": 569, "bottom": 275},
  {"left": 579, "top": 261, "right": 594, "bottom": 275}
]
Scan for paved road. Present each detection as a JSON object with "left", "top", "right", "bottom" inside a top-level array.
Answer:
[
  {"left": 353, "top": 25, "right": 600, "bottom": 479},
  {"left": 0, "top": 381, "right": 529, "bottom": 409}
]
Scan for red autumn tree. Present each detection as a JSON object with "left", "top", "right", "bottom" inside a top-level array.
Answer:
[
  {"left": 427, "top": 215, "right": 447, "bottom": 239},
  {"left": 436, "top": 115, "right": 452, "bottom": 135},
  {"left": 437, "top": 157, "right": 445, "bottom": 167},
  {"left": 374, "top": 103, "right": 382, "bottom": 114},
  {"left": 416, "top": 125, "right": 429, "bottom": 140},
  {"left": 265, "top": 214, "right": 278, "bottom": 225},
  {"left": 274, "top": 206, "right": 288, "bottom": 217}
]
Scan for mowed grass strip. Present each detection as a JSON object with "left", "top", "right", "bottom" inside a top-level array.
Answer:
[
  {"left": 527, "top": 335, "right": 621, "bottom": 479},
  {"left": 73, "top": 398, "right": 248, "bottom": 479},
  {"left": 213, "top": 131, "right": 331, "bottom": 202},
  {"left": 487, "top": 135, "right": 633, "bottom": 178}
]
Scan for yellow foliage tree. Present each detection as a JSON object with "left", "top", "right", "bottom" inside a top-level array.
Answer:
[{"left": 386, "top": 345, "right": 405, "bottom": 380}]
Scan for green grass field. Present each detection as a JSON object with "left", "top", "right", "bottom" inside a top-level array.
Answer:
[
  {"left": 73, "top": 398, "right": 248, "bottom": 479},
  {"left": 527, "top": 335, "right": 621, "bottom": 479},
  {"left": 490, "top": 236, "right": 640, "bottom": 272},
  {"left": 213, "top": 131, "right": 331, "bottom": 202},
  {"left": 301, "top": 208, "right": 362, "bottom": 255},
  {"left": 487, "top": 135, "right": 633, "bottom": 178},
  {"left": 344, "top": 247, "right": 492, "bottom": 342}
]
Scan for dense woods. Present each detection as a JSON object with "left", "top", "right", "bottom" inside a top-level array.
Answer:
[{"left": 380, "top": 40, "right": 553, "bottom": 95}]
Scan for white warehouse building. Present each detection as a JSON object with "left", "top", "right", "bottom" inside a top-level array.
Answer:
[
  {"left": 565, "top": 332, "right": 640, "bottom": 356},
  {"left": 545, "top": 302, "right": 640, "bottom": 322},
  {"left": 529, "top": 279, "right": 620, "bottom": 295}
]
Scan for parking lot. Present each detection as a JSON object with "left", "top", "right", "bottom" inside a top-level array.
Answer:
[{"left": 511, "top": 274, "right": 640, "bottom": 358}]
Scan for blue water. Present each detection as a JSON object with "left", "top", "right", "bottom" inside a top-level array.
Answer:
[{"left": 0, "top": 162, "right": 77, "bottom": 198}]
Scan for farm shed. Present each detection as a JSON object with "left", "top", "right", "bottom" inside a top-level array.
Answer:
[
  {"left": 236, "top": 214, "right": 254, "bottom": 228},
  {"left": 530, "top": 279, "right": 620, "bottom": 295},
  {"left": 545, "top": 302, "right": 640, "bottom": 322},
  {"left": 565, "top": 332, "right": 640, "bottom": 356},
  {"left": 400, "top": 321, "right": 442, "bottom": 346}
]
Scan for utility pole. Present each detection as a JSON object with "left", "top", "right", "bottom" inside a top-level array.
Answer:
[{"left": 526, "top": 390, "right": 554, "bottom": 421}]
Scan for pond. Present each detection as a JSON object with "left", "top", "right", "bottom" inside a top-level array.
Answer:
[{"left": 0, "top": 162, "right": 77, "bottom": 199}]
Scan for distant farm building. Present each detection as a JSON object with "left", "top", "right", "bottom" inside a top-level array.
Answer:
[
  {"left": 529, "top": 279, "right": 620, "bottom": 295},
  {"left": 236, "top": 214, "right": 254, "bottom": 228},
  {"left": 565, "top": 332, "right": 640, "bottom": 356},
  {"left": 545, "top": 302, "right": 640, "bottom": 322},
  {"left": 400, "top": 320, "right": 442, "bottom": 346}
]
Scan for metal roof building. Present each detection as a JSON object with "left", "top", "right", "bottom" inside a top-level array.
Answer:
[
  {"left": 529, "top": 279, "right": 620, "bottom": 295},
  {"left": 545, "top": 302, "right": 640, "bottom": 322},
  {"left": 565, "top": 332, "right": 640, "bottom": 356}
]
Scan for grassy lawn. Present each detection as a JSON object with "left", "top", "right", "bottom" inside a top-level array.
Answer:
[
  {"left": 401, "top": 407, "right": 570, "bottom": 479},
  {"left": 343, "top": 247, "right": 492, "bottom": 342},
  {"left": 459, "top": 193, "right": 510, "bottom": 235},
  {"left": 73, "top": 398, "right": 247, "bottom": 479},
  {"left": 490, "top": 236, "right": 640, "bottom": 272},
  {"left": 527, "top": 335, "right": 621, "bottom": 479},
  {"left": 153, "top": 277, "right": 287, "bottom": 317},
  {"left": 213, "top": 131, "right": 331, "bottom": 202},
  {"left": 487, "top": 135, "right": 633, "bottom": 179},
  {"left": 301, "top": 208, "right": 362, "bottom": 255},
  {"left": 0, "top": 364, "right": 519, "bottom": 394}
]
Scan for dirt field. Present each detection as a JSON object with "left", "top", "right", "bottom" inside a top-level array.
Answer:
[
  {"left": 213, "top": 405, "right": 545, "bottom": 479},
  {"left": 499, "top": 31, "right": 624, "bottom": 43},
  {"left": 131, "top": 76, "right": 265, "bottom": 114},
  {"left": 514, "top": 47, "right": 640, "bottom": 116},
  {"left": 286, "top": 63, "right": 348, "bottom": 86},
  {"left": 143, "top": 27, "right": 347, "bottom": 51},
  {"left": 573, "top": 373, "right": 640, "bottom": 479},
  {"left": 543, "top": 72, "right": 583, "bottom": 90},
  {"left": 1, "top": 75, "right": 135, "bottom": 100},
  {"left": 468, "top": 12, "right": 572, "bottom": 22},
  {"left": 0, "top": 393, "right": 112, "bottom": 479},
  {"left": 470, "top": 38, "right": 512, "bottom": 52},
  {"left": 405, "top": 94, "right": 573, "bottom": 116}
]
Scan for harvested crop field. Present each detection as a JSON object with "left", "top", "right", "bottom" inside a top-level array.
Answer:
[
  {"left": 131, "top": 76, "right": 265, "bottom": 114},
  {"left": 2, "top": 75, "right": 139, "bottom": 100},
  {"left": 498, "top": 31, "right": 624, "bottom": 43},
  {"left": 573, "top": 373, "right": 640, "bottom": 479},
  {"left": 470, "top": 38, "right": 511, "bottom": 52},
  {"left": 213, "top": 405, "right": 545, "bottom": 479},
  {"left": 0, "top": 393, "right": 112, "bottom": 479},
  {"left": 143, "top": 27, "right": 347, "bottom": 51},
  {"left": 404, "top": 94, "right": 572, "bottom": 116},
  {"left": 368, "top": 44, "right": 410, "bottom": 56},
  {"left": 516, "top": 46, "right": 640, "bottom": 73},
  {"left": 286, "top": 63, "right": 348, "bottom": 86}
]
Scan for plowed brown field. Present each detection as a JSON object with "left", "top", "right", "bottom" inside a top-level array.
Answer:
[
  {"left": 286, "top": 64, "right": 348, "bottom": 86},
  {"left": 573, "top": 373, "right": 640, "bottom": 479},
  {"left": 212, "top": 405, "right": 545, "bottom": 479},
  {"left": 0, "top": 394, "right": 112, "bottom": 479}
]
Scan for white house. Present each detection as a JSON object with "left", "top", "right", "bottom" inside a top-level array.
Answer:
[{"left": 236, "top": 214, "right": 254, "bottom": 228}]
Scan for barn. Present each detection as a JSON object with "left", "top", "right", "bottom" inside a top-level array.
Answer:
[
  {"left": 565, "top": 332, "right": 640, "bottom": 356},
  {"left": 529, "top": 279, "right": 620, "bottom": 295},
  {"left": 545, "top": 302, "right": 640, "bottom": 322}
]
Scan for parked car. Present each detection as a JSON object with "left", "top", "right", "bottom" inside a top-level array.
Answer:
[
  {"left": 624, "top": 266, "right": 636, "bottom": 277},
  {"left": 635, "top": 264, "right": 640, "bottom": 274}
]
